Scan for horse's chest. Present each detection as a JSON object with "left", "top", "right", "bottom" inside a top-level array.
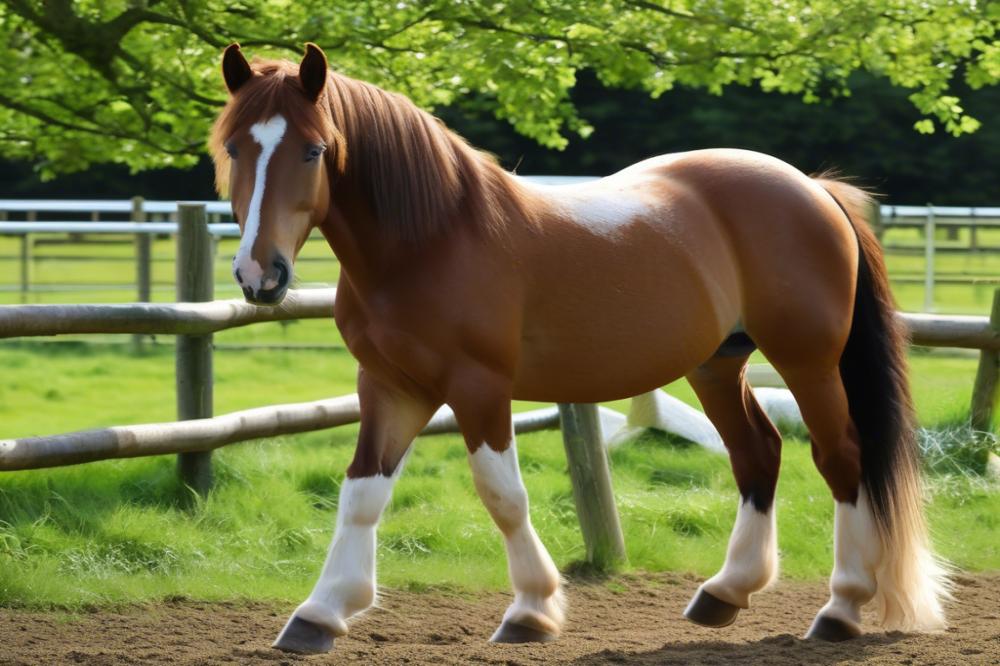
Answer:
[{"left": 337, "top": 310, "right": 446, "bottom": 395}]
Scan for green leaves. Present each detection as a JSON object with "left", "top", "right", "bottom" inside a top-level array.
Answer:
[{"left": 1, "top": 0, "right": 997, "bottom": 175}]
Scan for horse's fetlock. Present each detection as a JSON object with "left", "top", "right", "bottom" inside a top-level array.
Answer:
[{"left": 294, "top": 600, "right": 350, "bottom": 637}]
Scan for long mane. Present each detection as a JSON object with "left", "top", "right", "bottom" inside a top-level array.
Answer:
[{"left": 210, "top": 58, "right": 534, "bottom": 241}]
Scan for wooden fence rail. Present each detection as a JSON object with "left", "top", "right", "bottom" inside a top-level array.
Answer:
[
  {"left": 0, "top": 397, "right": 561, "bottom": 472},
  {"left": 1, "top": 297, "right": 997, "bottom": 350},
  {"left": 0, "top": 288, "right": 338, "bottom": 337}
]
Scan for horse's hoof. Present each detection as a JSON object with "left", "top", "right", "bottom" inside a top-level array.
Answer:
[
  {"left": 805, "top": 614, "right": 862, "bottom": 642},
  {"left": 490, "top": 620, "right": 558, "bottom": 643},
  {"left": 683, "top": 588, "right": 741, "bottom": 628},
  {"left": 272, "top": 615, "right": 336, "bottom": 654}
]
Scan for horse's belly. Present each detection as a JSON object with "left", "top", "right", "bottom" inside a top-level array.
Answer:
[{"left": 511, "top": 300, "right": 726, "bottom": 403}]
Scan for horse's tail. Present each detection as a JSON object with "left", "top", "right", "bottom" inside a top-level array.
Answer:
[{"left": 815, "top": 176, "right": 950, "bottom": 631}]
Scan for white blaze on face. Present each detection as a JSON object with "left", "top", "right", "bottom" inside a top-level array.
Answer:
[{"left": 233, "top": 114, "right": 287, "bottom": 290}]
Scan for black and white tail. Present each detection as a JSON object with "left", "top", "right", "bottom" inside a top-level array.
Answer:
[{"left": 817, "top": 177, "right": 950, "bottom": 631}]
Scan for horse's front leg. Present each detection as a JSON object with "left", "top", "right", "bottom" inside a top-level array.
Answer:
[
  {"left": 273, "top": 370, "right": 438, "bottom": 654},
  {"left": 451, "top": 371, "right": 565, "bottom": 643}
]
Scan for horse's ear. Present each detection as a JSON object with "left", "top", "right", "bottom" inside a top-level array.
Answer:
[
  {"left": 299, "top": 43, "right": 328, "bottom": 102},
  {"left": 222, "top": 43, "right": 253, "bottom": 94}
]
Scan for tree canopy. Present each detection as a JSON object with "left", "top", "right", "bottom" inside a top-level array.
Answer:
[{"left": 1, "top": 0, "right": 998, "bottom": 177}]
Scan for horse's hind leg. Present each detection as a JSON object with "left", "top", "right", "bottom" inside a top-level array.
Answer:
[
  {"left": 749, "top": 300, "right": 876, "bottom": 639},
  {"left": 273, "top": 370, "right": 439, "bottom": 654},
  {"left": 770, "top": 363, "right": 878, "bottom": 640},
  {"left": 449, "top": 367, "right": 564, "bottom": 643},
  {"left": 683, "top": 353, "right": 781, "bottom": 628}
]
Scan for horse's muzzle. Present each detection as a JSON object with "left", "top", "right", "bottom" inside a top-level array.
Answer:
[{"left": 235, "top": 257, "right": 291, "bottom": 305}]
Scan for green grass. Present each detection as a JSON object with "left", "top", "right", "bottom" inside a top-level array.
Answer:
[
  {"left": 0, "top": 342, "right": 996, "bottom": 609},
  {"left": 0, "top": 426, "right": 995, "bottom": 609}
]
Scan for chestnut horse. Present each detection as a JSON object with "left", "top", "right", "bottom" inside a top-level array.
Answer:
[{"left": 211, "top": 43, "right": 948, "bottom": 654}]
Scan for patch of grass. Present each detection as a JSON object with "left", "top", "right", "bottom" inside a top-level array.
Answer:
[
  {"left": 919, "top": 423, "right": 998, "bottom": 476},
  {"left": 0, "top": 422, "right": 996, "bottom": 610}
]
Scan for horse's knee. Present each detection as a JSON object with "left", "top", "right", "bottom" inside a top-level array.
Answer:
[{"left": 468, "top": 444, "right": 529, "bottom": 533}]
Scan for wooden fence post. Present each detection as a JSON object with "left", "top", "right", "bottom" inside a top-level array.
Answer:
[
  {"left": 21, "top": 211, "right": 34, "bottom": 304},
  {"left": 176, "top": 203, "right": 214, "bottom": 495},
  {"left": 969, "top": 215, "right": 979, "bottom": 253},
  {"left": 924, "top": 205, "right": 935, "bottom": 313},
  {"left": 870, "top": 200, "right": 884, "bottom": 242},
  {"left": 557, "top": 403, "right": 627, "bottom": 570},
  {"left": 971, "top": 288, "right": 1000, "bottom": 433},
  {"left": 132, "top": 197, "right": 150, "bottom": 351}
]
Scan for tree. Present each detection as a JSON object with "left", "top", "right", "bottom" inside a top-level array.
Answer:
[{"left": 1, "top": 0, "right": 998, "bottom": 177}]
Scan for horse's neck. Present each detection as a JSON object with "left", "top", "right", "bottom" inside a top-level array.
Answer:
[
  {"left": 319, "top": 185, "right": 387, "bottom": 293},
  {"left": 320, "top": 168, "right": 532, "bottom": 291}
]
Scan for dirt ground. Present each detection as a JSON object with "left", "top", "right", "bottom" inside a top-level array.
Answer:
[{"left": 1, "top": 572, "right": 997, "bottom": 665}]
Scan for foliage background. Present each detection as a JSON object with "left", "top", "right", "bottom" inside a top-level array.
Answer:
[{"left": 1, "top": 1, "right": 999, "bottom": 203}]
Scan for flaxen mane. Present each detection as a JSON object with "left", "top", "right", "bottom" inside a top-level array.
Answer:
[{"left": 211, "top": 58, "right": 534, "bottom": 241}]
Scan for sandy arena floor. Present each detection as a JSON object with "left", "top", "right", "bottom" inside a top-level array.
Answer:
[{"left": 1, "top": 572, "right": 997, "bottom": 665}]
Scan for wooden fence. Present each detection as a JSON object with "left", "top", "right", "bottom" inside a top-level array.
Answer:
[
  {"left": 0, "top": 204, "right": 998, "bottom": 571},
  {"left": 875, "top": 205, "right": 1000, "bottom": 312}
]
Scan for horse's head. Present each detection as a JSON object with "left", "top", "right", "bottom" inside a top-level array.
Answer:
[{"left": 211, "top": 43, "right": 337, "bottom": 305}]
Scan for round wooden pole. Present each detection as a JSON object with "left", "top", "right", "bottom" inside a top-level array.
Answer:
[
  {"left": 0, "top": 399, "right": 561, "bottom": 472},
  {"left": 558, "top": 402, "right": 627, "bottom": 570},
  {"left": 971, "top": 288, "right": 1000, "bottom": 433},
  {"left": 176, "top": 203, "right": 214, "bottom": 495},
  {"left": 924, "top": 205, "right": 935, "bottom": 313},
  {"left": 21, "top": 211, "right": 34, "bottom": 304},
  {"left": 132, "top": 196, "right": 150, "bottom": 351}
]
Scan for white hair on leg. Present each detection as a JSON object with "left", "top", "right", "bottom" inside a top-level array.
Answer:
[
  {"left": 468, "top": 442, "right": 565, "bottom": 637},
  {"left": 699, "top": 499, "right": 778, "bottom": 608},
  {"left": 810, "top": 486, "right": 950, "bottom": 638},
  {"left": 815, "top": 491, "right": 881, "bottom": 630},
  {"left": 287, "top": 459, "right": 406, "bottom": 637}
]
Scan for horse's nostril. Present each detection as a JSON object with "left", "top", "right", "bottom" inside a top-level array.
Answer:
[
  {"left": 234, "top": 268, "right": 244, "bottom": 285},
  {"left": 273, "top": 260, "right": 290, "bottom": 288}
]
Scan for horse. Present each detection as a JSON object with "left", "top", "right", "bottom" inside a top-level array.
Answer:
[{"left": 210, "top": 42, "right": 949, "bottom": 654}]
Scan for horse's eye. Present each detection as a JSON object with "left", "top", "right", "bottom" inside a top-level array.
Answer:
[
  {"left": 304, "top": 143, "right": 326, "bottom": 162},
  {"left": 225, "top": 141, "right": 238, "bottom": 159}
]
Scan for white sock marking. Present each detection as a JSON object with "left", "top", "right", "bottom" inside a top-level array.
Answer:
[
  {"left": 700, "top": 499, "right": 778, "bottom": 608},
  {"left": 233, "top": 114, "right": 287, "bottom": 290},
  {"left": 468, "top": 443, "right": 564, "bottom": 635},
  {"left": 291, "top": 465, "right": 403, "bottom": 636},
  {"left": 817, "top": 491, "right": 881, "bottom": 627}
]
